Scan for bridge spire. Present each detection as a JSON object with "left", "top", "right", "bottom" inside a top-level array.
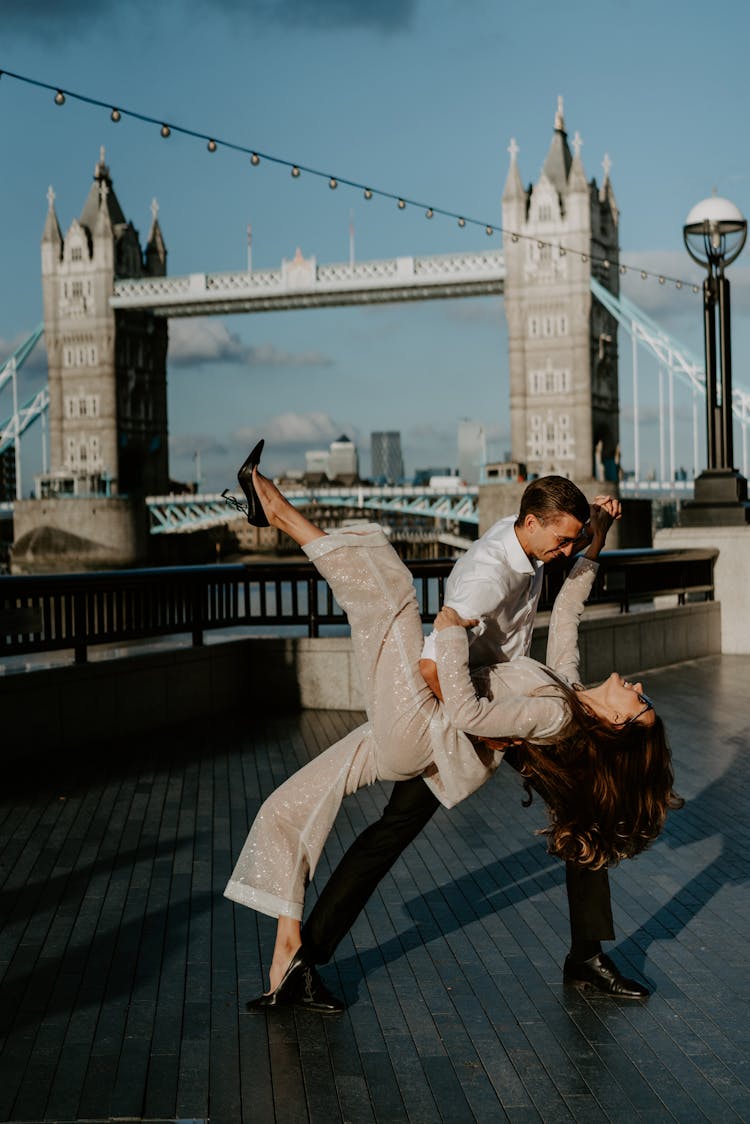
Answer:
[
  {"left": 502, "top": 137, "right": 525, "bottom": 204},
  {"left": 541, "top": 97, "right": 572, "bottom": 197},
  {"left": 599, "top": 151, "right": 618, "bottom": 221},
  {"left": 146, "top": 196, "right": 167, "bottom": 274},
  {"left": 554, "top": 94, "right": 565, "bottom": 133},
  {"left": 41, "top": 184, "right": 63, "bottom": 262}
]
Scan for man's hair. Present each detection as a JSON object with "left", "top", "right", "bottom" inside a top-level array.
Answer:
[{"left": 517, "top": 475, "right": 589, "bottom": 525}]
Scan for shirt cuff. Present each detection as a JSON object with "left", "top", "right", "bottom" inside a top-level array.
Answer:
[{"left": 421, "top": 629, "right": 438, "bottom": 662}]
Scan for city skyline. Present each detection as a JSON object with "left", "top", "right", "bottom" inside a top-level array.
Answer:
[{"left": 3, "top": 0, "right": 750, "bottom": 493}]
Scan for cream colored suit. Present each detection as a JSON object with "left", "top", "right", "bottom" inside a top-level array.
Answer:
[{"left": 224, "top": 523, "right": 598, "bottom": 920}]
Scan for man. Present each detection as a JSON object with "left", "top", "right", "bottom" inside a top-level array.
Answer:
[{"left": 282, "top": 476, "right": 648, "bottom": 1010}]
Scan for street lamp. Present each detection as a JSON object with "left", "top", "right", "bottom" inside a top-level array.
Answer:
[{"left": 681, "top": 195, "right": 749, "bottom": 523}]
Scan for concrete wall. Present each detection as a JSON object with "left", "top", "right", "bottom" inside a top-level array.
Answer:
[
  {"left": 2, "top": 599, "right": 720, "bottom": 758},
  {"left": 655, "top": 525, "right": 750, "bottom": 653}
]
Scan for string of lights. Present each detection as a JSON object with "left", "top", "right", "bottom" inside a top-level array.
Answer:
[{"left": 1, "top": 66, "right": 702, "bottom": 294}]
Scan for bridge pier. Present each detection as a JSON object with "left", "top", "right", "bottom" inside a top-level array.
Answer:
[{"left": 10, "top": 496, "right": 149, "bottom": 573}]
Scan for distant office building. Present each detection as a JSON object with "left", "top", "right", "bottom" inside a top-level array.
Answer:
[
  {"left": 305, "top": 450, "right": 329, "bottom": 476},
  {"left": 458, "top": 420, "right": 486, "bottom": 485},
  {"left": 371, "top": 431, "right": 404, "bottom": 484},
  {"left": 328, "top": 434, "right": 359, "bottom": 481}
]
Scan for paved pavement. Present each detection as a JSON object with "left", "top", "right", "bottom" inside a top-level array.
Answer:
[{"left": 1, "top": 654, "right": 749, "bottom": 1123}]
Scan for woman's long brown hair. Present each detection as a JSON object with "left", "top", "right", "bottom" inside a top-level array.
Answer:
[{"left": 498, "top": 686, "right": 683, "bottom": 870}]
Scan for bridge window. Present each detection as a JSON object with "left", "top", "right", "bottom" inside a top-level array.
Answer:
[
  {"left": 528, "top": 316, "right": 539, "bottom": 338},
  {"left": 62, "top": 343, "right": 97, "bottom": 369},
  {"left": 64, "top": 393, "right": 100, "bottom": 418},
  {"left": 528, "top": 367, "right": 571, "bottom": 395},
  {"left": 558, "top": 314, "right": 568, "bottom": 335},
  {"left": 71, "top": 246, "right": 83, "bottom": 262},
  {"left": 527, "top": 412, "right": 575, "bottom": 463},
  {"left": 71, "top": 281, "right": 83, "bottom": 299}
]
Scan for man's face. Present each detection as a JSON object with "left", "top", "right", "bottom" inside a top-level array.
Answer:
[{"left": 523, "top": 512, "right": 586, "bottom": 562}]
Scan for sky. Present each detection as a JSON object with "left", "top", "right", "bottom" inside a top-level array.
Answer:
[{"left": 2, "top": 0, "right": 750, "bottom": 492}]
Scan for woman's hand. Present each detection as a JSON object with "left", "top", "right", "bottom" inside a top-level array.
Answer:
[
  {"left": 584, "top": 495, "right": 621, "bottom": 559},
  {"left": 434, "top": 606, "right": 479, "bottom": 632}
]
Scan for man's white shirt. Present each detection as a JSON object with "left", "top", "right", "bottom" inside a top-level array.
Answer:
[{"left": 421, "top": 514, "right": 544, "bottom": 669}]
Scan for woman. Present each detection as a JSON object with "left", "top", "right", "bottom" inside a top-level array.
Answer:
[{"left": 225, "top": 444, "right": 681, "bottom": 1004}]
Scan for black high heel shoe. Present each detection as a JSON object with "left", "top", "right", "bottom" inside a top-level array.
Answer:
[
  {"left": 246, "top": 948, "right": 345, "bottom": 1014},
  {"left": 234, "top": 438, "right": 269, "bottom": 528}
]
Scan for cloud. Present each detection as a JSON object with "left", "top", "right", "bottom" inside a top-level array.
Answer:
[
  {"left": 209, "top": 0, "right": 416, "bottom": 32},
  {"left": 619, "top": 249, "right": 750, "bottom": 324},
  {"left": 0, "top": 332, "right": 48, "bottom": 378},
  {"left": 168, "top": 319, "right": 333, "bottom": 369},
  {"left": 2, "top": 0, "right": 416, "bottom": 41},
  {"left": 2, "top": 0, "right": 151, "bottom": 41},
  {"left": 169, "top": 433, "right": 228, "bottom": 458},
  {"left": 620, "top": 401, "right": 694, "bottom": 426},
  {"left": 437, "top": 299, "right": 505, "bottom": 326},
  {"left": 233, "top": 410, "right": 349, "bottom": 449}
]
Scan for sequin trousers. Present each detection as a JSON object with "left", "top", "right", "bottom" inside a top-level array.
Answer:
[{"left": 224, "top": 523, "right": 443, "bottom": 921}]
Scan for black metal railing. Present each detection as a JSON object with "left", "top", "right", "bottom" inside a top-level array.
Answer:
[{"left": 0, "top": 547, "right": 718, "bottom": 665}]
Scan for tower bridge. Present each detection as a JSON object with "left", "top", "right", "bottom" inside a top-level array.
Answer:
[
  {"left": 110, "top": 248, "right": 507, "bottom": 317},
  {"left": 5, "top": 100, "right": 749, "bottom": 569}
]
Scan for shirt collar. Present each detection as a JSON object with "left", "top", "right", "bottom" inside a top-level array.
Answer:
[{"left": 506, "top": 519, "right": 539, "bottom": 576}]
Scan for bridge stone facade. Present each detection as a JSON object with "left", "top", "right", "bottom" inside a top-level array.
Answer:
[
  {"left": 13, "top": 151, "right": 170, "bottom": 571},
  {"left": 41, "top": 149, "right": 169, "bottom": 497},
  {"left": 502, "top": 99, "right": 620, "bottom": 482}
]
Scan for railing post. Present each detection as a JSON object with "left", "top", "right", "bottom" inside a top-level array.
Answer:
[
  {"left": 308, "top": 574, "right": 319, "bottom": 638},
  {"left": 192, "top": 576, "right": 204, "bottom": 647},
  {"left": 73, "top": 588, "right": 87, "bottom": 664}
]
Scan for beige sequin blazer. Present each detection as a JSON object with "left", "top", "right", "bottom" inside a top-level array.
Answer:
[{"left": 424, "top": 556, "right": 598, "bottom": 806}]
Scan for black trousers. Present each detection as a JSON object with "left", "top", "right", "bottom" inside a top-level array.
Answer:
[{"left": 301, "top": 764, "right": 615, "bottom": 965}]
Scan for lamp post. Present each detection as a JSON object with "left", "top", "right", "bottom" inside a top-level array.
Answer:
[{"left": 681, "top": 195, "right": 750, "bottom": 524}]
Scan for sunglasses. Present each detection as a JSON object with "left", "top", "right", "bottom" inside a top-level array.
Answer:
[{"left": 621, "top": 691, "right": 655, "bottom": 727}]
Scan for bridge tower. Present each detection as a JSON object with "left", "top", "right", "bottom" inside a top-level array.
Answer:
[
  {"left": 12, "top": 151, "right": 169, "bottom": 572},
  {"left": 502, "top": 99, "right": 620, "bottom": 483},
  {"left": 41, "top": 148, "right": 169, "bottom": 496}
]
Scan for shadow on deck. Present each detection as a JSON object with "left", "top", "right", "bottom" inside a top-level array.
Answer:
[{"left": 1, "top": 654, "right": 749, "bottom": 1123}]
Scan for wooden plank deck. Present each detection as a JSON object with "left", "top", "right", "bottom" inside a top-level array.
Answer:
[{"left": 1, "top": 653, "right": 749, "bottom": 1123}]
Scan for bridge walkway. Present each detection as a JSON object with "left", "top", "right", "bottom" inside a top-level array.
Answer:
[{"left": 1, "top": 654, "right": 749, "bottom": 1123}]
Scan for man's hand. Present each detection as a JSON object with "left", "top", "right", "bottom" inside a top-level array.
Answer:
[
  {"left": 434, "top": 606, "right": 479, "bottom": 632},
  {"left": 473, "top": 735, "right": 524, "bottom": 766}
]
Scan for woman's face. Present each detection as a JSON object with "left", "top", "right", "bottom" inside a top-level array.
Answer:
[{"left": 588, "top": 673, "right": 656, "bottom": 728}]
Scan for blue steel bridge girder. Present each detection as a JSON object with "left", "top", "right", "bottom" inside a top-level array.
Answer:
[{"left": 146, "top": 489, "right": 479, "bottom": 535}]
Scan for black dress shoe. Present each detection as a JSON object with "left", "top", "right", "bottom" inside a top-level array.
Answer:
[
  {"left": 294, "top": 961, "right": 345, "bottom": 1014},
  {"left": 237, "top": 438, "right": 269, "bottom": 528},
  {"left": 246, "top": 949, "right": 344, "bottom": 1015},
  {"left": 564, "top": 952, "right": 649, "bottom": 999}
]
